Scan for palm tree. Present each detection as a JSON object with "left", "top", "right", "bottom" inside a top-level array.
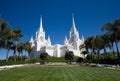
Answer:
[
  {"left": 27, "top": 45, "right": 32, "bottom": 59},
  {"left": 102, "top": 32, "right": 116, "bottom": 56},
  {"left": 17, "top": 43, "right": 24, "bottom": 61},
  {"left": 13, "top": 28, "right": 24, "bottom": 62},
  {"left": 102, "top": 19, "right": 120, "bottom": 58},
  {"left": 94, "top": 35, "right": 104, "bottom": 62},
  {"left": 2, "top": 27, "right": 14, "bottom": 62},
  {"left": 89, "top": 36, "right": 96, "bottom": 61},
  {"left": 84, "top": 37, "right": 93, "bottom": 52},
  {"left": 0, "top": 18, "right": 8, "bottom": 49},
  {"left": 101, "top": 34, "right": 111, "bottom": 58},
  {"left": 0, "top": 18, "right": 8, "bottom": 33},
  {"left": 23, "top": 42, "right": 32, "bottom": 59},
  {"left": 83, "top": 36, "right": 96, "bottom": 61},
  {"left": 0, "top": 40, "right": 5, "bottom": 49},
  {"left": 110, "top": 34, "right": 116, "bottom": 56}
]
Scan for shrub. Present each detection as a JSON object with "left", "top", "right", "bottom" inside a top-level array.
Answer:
[
  {"left": 76, "top": 57, "right": 84, "bottom": 63},
  {"left": 65, "top": 51, "right": 74, "bottom": 64},
  {"left": 9, "top": 55, "right": 27, "bottom": 61},
  {"left": 40, "top": 52, "right": 50, "bottom": 64}
]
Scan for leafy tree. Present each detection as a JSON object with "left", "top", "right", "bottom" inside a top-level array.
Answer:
[
  {"left": 40, "top": 52, "right": 49, "bottom": 64},
  {"left": 65, "top": 51, "right": 74, "bottom": 64}
]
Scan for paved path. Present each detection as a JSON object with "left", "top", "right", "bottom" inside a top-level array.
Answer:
[{"left": 0, "top": 65, "right": 24, "bottom": 71}]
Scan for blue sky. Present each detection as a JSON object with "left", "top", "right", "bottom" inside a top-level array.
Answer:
[{"left": 0, "top": 0, "right": 120, "bottom": 59}]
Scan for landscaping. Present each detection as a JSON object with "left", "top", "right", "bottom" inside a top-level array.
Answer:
[{"left": 0, "top": 65, "right": 120, "bottom": 81}]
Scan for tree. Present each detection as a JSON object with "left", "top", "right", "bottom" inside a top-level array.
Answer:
[
  {"left": 94, "top": 35, "right": 104, "bottom": 63},
  {"left": 65, "top": 51, "right": 74, "bottom": 64},
  {"left": 0, "top": 18, "right": 25, "bottom": 62},
  {"left": 108, "top": 33, "right": 116, "bottom": 56},
  {"left": 13, "top": 28, "right": 24, "bottom": 62},
  {"left": 0, "top": 40, "right": 5, "bottom": 49},
  {"left": 17, "top": 42, "right": 24, "bottom": 61},
  {"left": 101, "top": 33, "right": 112, "bottom": 58},
  {"left": 81, "top": 50, "right": 88, "bottom": 58},
  {"left": 22, "top": 42, "right": 32, "bottom": 59},
  {"left": 102, "top": 19, "right": 120, "bottom": 58},
  {"left": 0, "top": 18, "right": 8, "bottom": 34},
  {"left": 2, "top": 27, "right": 14, "bottom": 62},
  {"left": 40, "top": 52, "right": 49, "bottom": 64},
  {"left": 83, "top": 37, "right": 93, "bottom": 53},
  {"left": 79, "top": 43, "right": 88, "bottom": 58},
  {"left": 0, "top": 18, "right": 8, "bottom": 49}
]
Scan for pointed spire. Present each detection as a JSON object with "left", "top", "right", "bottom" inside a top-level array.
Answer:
[
  {"left": 38, "top": 16, "right": 43, "bottom": 32},
  {"left": 30, "top": 36, "right": 34, "bottom": 42},
  {"left": 30, "top": 36, "right": 34, "bottom": 47},
  {"left": 64, "top": 36, "right": 68, "bottom": 45},
  {"left": 72, "top": 13, "right": 76, "bottom": 32},
  {"left": 81, "top": 34, "right": 84, "bottom": 41},
  {"left": 64, "top": 36, "right": 68, "bottom": 41},
  {"left": 47, "top": 36, "right": 51, "bottom": 45},
  {"left": 48, "top": 36, "right": 51, "bottom": 42}
]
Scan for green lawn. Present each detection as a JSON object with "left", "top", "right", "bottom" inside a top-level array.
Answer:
[{"left": 0, "top": 65, "right": 120, "bottom": 81}]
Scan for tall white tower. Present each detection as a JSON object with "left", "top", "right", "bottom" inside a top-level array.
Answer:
[
  {"left": 69, "top": 14, "right": 80, "bottom": 50},
  {"left": 34, "top": 17, "right": 52, "bottom": 51}
]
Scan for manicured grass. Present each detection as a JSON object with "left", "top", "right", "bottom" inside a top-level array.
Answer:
[{"left": 0, "top": 65, "right": 120, "bottom": 81}]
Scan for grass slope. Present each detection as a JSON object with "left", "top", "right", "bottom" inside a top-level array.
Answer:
[{"left": 0, "top": 65, "right": 120, "bottom": 81}]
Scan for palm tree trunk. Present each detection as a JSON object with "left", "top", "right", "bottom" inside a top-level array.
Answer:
[
  {"left": 111, "top": 43, "right": 115, "bottom": 56},
  {"left": 91, "top": 49, "right": 94, "bottom": 62},
  {"left": 97, "top": 50, "right": 100, "bottom": 63},
  {"left": 6, "top": 48, "right": 9, "bottom": 62},
  {"left": 14, "top": 41, "right": 18, "bottom": 62},
  {"left": 21, "top": 52, "right": 23, "bottom": 61},
  {"left": 115, "top": 41, "right": 120, "bottom": 58},
  {"left": 14, "top": 49, "right": 16, "bottom": 62},
  {"left": 103, "top": 46, "right": 107, "bottom": 59},
  {"left": 28, "top": 53, "right": 30, "bottom": 60},
  {"left": 18, "top": 52, "right": 20, "bottom": 57}
]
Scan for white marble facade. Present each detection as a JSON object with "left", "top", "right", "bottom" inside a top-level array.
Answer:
[{"left": 29, "top": 15, "right": 85, "bottom": 58}]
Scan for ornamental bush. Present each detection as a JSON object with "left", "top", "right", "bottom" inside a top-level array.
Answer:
[{"left": 40, "top": 52, "right": 50, "bottom": 64}]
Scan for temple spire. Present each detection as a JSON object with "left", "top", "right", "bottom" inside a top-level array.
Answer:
[
  {"left": 30, "top": 36, "right": 34, "bottom": 47},
  {"left": 38, "top": 17, "right": 43, "bottom": 32},
  {"left": 47, "top": 36, "right": 51, "bottom": 45},
  {"left": 72, "top": 14, "right": 76, "bottom": 32},
  {"left": 30, "top": 36, "right": 34, "bottom": 42},
  {"left": 81, "top": 34, "right": 84, "bottom": 41},
  {"left": 64, "top": 36, "right": 68, "bottom": 45}
]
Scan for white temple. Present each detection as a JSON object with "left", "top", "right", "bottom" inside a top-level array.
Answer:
[{"left": 29, "top": 15, "right": 85, "bottom": 58}]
